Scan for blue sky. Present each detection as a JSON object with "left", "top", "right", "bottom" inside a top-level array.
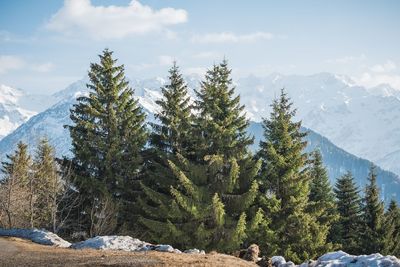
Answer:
[{"left": 0, "top": 0, "right": 399, "bottom": 94}]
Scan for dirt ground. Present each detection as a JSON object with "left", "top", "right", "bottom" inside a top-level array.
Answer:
[{"left": 0, "top": 237, "right": 258, "bottom": 267}]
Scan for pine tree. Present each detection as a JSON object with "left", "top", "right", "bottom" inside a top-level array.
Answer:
[
  {"left": 193, "top": 60, "right": 253, "bottom": 160},
  {"left": 383, "top": 200, "right": 400, "bottom": 256},
  {"left": 309, "top": 150, "right": 336, "bottom": 219},
  {"left": 139, "top": 60, "right": 261, "bottom": 253},
  {"left": 257, "top": 89, "right": 326, "bottom": 262},
  {"left": 149, "top": 62, "right": 193, "bottom": 156},
  {"left": 67, "top": 49, "right": 148, "bottom": 235},
  {"left": 332, "top": 171, "right": 362, "bottom": 254},
  {"left": 361, "top": 165, "right": 385, "bottom": 254},
  {"left": 308, "top": 150, "right": 338, "bottom": 253},
  {"left": 138, "top": 63, "right": 193, "bottom": 239},
  {"left": 32, "top": 138, "right": 62, "bottom": 232},
  {"left": 0, "top": 142, "right": 32, "bottom": 228}
]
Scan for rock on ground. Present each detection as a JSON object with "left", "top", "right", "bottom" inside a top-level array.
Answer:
[{"left": 243, "top": 244, "right": 260, "bottom": 262}]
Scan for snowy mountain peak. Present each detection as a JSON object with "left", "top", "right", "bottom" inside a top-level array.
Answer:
[
  {"left": 333, "top": 74, "right": 356, "bottom": 87},
  {"left": 0, "top": 83, "right": 61, "bottom": 139},
  {"left": 0, "top": 85, "right": 37, "bottom": 138},
  {"left": 0, "top": 84, "right": 24, "bottom": 106}
]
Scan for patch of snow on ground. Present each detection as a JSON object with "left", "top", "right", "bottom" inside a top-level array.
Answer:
[
  {"left": 273, "top": 251, "right": 400, "bottom": 267},
  {"left": 272, "top": 256, "right": 286, "bottom": 265},
  {"left": 184, "top": 248, "right": 206, "bottom": 254},
  {"left": 71, "top": 236, "right": 151, "bottom": 251},
  {"left": 0, "top": 228, "right": 71, "bottom": 247},
  {"left": 317, "top": 250, "right": 349, "bottom": 262},
  {"left": 71, "top": 235, "right": 200, "bottom": 254}
]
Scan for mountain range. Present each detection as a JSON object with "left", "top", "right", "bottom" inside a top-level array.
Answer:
[
  {"left": 1, "top": 72, "right": 400, "bottom": 203},
  {"left": 236, "top": 73, "right": 400, "bottom": 176}
]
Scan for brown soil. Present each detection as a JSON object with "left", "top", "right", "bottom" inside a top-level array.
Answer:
[{"left": 0, "top": 237, "right": 258, "bottom": 267}]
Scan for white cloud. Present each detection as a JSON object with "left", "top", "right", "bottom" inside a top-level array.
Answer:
[
  {"left": 355, "top": 72, "right": 400, "bottom": 90},
  {"left": 191, "top": 31, "right": 274, "bottom": 44},
  {"left": 353, "top": 60, "right": 400, "bottom": 89},
  {"left": 0, "top": 55, "right": 25, "bottom": 74},
  {"left": 45, "top": 0, "right": 188, "bottom": 39},
  {"left": 370, "top": 60, "right": 396, "bottom": 73}
]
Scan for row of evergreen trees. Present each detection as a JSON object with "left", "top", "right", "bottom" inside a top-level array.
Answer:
[
  {"left": 332, "top": 168, "right": 400, "bottom": 256},
  {"left": 2, "top": 49, "right": 400, "bottom": 263}
]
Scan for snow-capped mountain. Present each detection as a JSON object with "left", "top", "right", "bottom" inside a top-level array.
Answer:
[
  {"left": 0, "top": 84, "right": 58, "bottom": 139},
  {"left": 0, "top": 78, "right": 169, "bottom": 158},
  {"left": 235, "top": 73, "right": 400, "bottom": 176}
]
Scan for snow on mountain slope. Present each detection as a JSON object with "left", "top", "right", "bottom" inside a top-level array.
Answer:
[
  {"left": 0, "top": 84, "right": 58, "bottom": 139},
  {"left": 235, "top": 73, "right": 400, "bottom": 176},
  {"left": 0, "top": 79, "right": 160, "bottom": 158}
]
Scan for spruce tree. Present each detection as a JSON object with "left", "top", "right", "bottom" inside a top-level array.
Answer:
[
  {"left": 361, "top": 165, "right": 385, "bottom": 254},
  {"left": 332, "top": 171, "right": 362, "bottom": 254},
  {"left": 138, "top": 63, "right": 193, "bottom": 239},
  {"left": 383, "top": 200, "right": 400, "bottom": 256},
  {"left": 257, "top": 89, "right": 326, "bottom": 262},
  {"left": 193, "top": 60, "right": 253, "bottom": 160},
  {"left": 139, "top": 60, "right": 261, "bottom": 253},
  {"left": 149, "top": 62, "right": 193, "bottom": 156},
  {"left": 309, "top": 150, "right": 336, "bottom": 219},
  {"left": 308, "top": 150, "right": 338, "bottom": 253},
  {"left": 67, "top": 49, "right": 148, "bottom": 235}
]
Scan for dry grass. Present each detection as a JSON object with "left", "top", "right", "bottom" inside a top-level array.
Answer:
[{"left": 0, "top": 237, "right": 258, "bottom": 267}]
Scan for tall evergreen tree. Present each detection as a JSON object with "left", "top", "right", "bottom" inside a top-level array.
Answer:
[
  {"left": 332, "top": 171, "right": 362, "bottom": 254},
  {"left": 193, "top": 60, "right": 253, "bottom": 160},
  {"left": 308, "top": 150, "right": 338, "bottom": 253},
  {"left": 383, "top": 200, "right": 400, "bottom": 256},
  {"left": 309, "top": 150, "right": 336, "bottom": 217},
  {"left": 139, "top": 60, "right": 261, "bottom": 253},
  {"left": 149, "top": 62, "right": 193, "bottom": 156},
  {"left": 67, "top": 49, "right": 148, "bottom": 235},
  {"left": 257, "top": 89, "right": 326, "bottom": 262},
  {"left": 138, "top": 63, "right": 194, "bottom": 239},
  {"left": 361, "top": 165, "right": 385, "bottom": 254}
]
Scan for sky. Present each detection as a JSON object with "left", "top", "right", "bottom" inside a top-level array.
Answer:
[{"left": 0, "top": 0, "right": 400, "bottom": 94}]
